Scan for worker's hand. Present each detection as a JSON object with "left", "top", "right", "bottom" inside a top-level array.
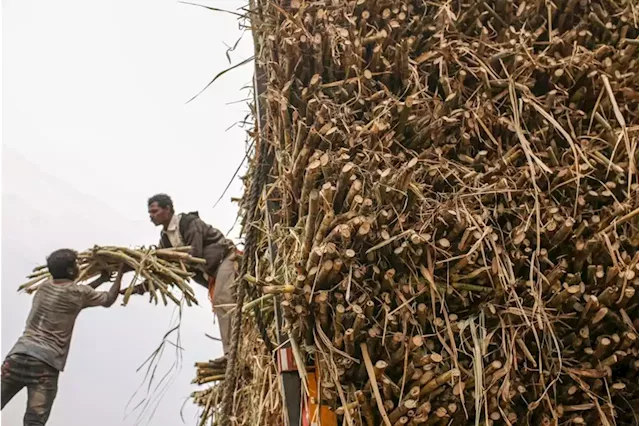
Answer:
[
  {"left": 119, "top": 263, "right": 135, "bottom": 273},
  {"left": 99, "top": 270, "right": 114, "bottom": 283},
  {"left": 116, "top": 263, "right": 126, "bottom": 278},
  {"left": 119, "top": 283, "right": 146, "bottom": 295}
]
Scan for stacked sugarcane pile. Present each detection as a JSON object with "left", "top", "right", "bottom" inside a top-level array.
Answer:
[
  {"left": 204, "top": 0, "right": 640, "bottom": 424},
  {"left": 20, "top": 246, "right": 202, "bottom": 306},
  {"left": 192, "top": 323, "right": 283, "bottom": 426}
]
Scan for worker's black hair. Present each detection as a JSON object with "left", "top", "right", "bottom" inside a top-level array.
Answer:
[
  {"left": 46, "top": 249, "right": 78, "bottom": 280},
  {"left": 148, "top": 193, "right": 174, "bottom": 213}
]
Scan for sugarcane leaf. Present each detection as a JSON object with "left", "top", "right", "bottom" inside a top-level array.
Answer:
[{"left": 178, "top": 1, "right": 246, "bottom": 18}]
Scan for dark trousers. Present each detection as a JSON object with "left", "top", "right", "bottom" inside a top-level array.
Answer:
[{"left": 1, "top": 354, "right": 59, "bottom": 426}]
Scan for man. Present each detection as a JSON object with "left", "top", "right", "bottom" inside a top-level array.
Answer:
[
  {"left": 145, "top": 193, "right": 237, "bottom": 360},
  {"left": 1, "top": 249, "right": 125, "bottom": 425}
]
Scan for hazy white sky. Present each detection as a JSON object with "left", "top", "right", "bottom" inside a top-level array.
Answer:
[{"left": 2, "top": 1, "right": 253, "bottom": 424}]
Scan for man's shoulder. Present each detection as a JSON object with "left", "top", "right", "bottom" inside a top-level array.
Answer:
[
  {"left": 73, "top": 284, "right": 98, "bottom": 297},
  {"left": 179, "top": 212, "right": 205, "bottom": 231},
  {"left": 41, "top": 280, "right": 80, "bottom": 294},
  {"left": 178, "top": 212, "right": 228, "bottom": 240},
  {"left": 180, "top": 211, "right": 200, "bottom": 221}
]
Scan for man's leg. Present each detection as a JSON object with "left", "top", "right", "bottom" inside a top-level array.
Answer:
[
  {"left": 23, "top": 361, "right": 58, "bottom": 426},
  {"left": 1, "top": 356, "right": 25, "bottom": 409},
  {"left": 213, "top": 253, "right": 237, "bottom": 356}
]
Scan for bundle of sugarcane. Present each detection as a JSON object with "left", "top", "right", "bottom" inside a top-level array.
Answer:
[
  {"left": 191, "top": 360, "right": 227, "bottom": 425},
  {"left": 208, "top": 0, "right": 639, "bottom": 424},
  {"left": 192, "top": 327, "right": 283, "bottom": 426},
  {"left": 192, "top": 385, "right": 220, "bottom": 408},
  {"left": 20, "top": 246, "right": 203, "bottom": 306},
  {"left": 193, "top": 358, "right": 228, "bottom": 385}
]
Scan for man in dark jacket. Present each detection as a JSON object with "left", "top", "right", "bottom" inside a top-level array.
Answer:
[{"left": 146, "top": 194, "right": 237, "bottom": 358}]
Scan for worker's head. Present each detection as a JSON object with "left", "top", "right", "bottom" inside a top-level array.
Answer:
[
  {"left": 147, "top": 193, "right": 174, "bottom": 227},
  {"left": 46, "top": 249, "right": 79, "bottom": 281}
]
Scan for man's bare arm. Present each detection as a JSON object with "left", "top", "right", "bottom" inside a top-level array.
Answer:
[
  {"left": 83, "top": 265, "right": 126, "bottom": 308},
  {"left": 86, "top": 271, "right": 112, "bottom": 289},
  {"left": 104, "top": 264, "right": 126, "bottom": 307}
]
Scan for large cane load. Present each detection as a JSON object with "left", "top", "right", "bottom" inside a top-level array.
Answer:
[{"left": 194, "top": 0, "right": 639, "bottom": 424}]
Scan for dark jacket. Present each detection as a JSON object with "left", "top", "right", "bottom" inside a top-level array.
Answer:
[{"left": 159, "top": 212, "right": 235, "bottom": 287}]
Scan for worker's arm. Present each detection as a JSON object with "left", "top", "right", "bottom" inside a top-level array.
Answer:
[
  {"left": 83, "top": 264, "right": 125, "bottom": 308},
  {"left": 181, "top": 219, "right": 216, "bottom": 289},
  {"left": 120, "top": 280, "right": 149, "bottom": 295},
  {"left": 86, "top": 271, "right": 112, "bottom": 289},
  {"left": 183, "top": 218, "right": 229, "bottom": 288},
  {"left": 191, "top": 271, "right": 209, "bottom": 289},
  {"left": 182, "top": 219, "right": 206, "bottom": 260}
]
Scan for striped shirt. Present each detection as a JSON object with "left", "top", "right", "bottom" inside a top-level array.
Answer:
[{"left": 8, "top": 279, "right": 116, "bottom": 371}]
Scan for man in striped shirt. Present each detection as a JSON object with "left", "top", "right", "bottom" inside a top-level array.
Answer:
[{"left": 1, "top": 249, "right": 125, "bottom": 425}]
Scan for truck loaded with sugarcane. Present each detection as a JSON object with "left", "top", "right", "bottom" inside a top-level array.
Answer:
[
  {"left": 5, "top": 0, "right": 638, "bottom": 424},
  {"left": 189, "top": 0, "right": 640, "bottom": 425}
]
